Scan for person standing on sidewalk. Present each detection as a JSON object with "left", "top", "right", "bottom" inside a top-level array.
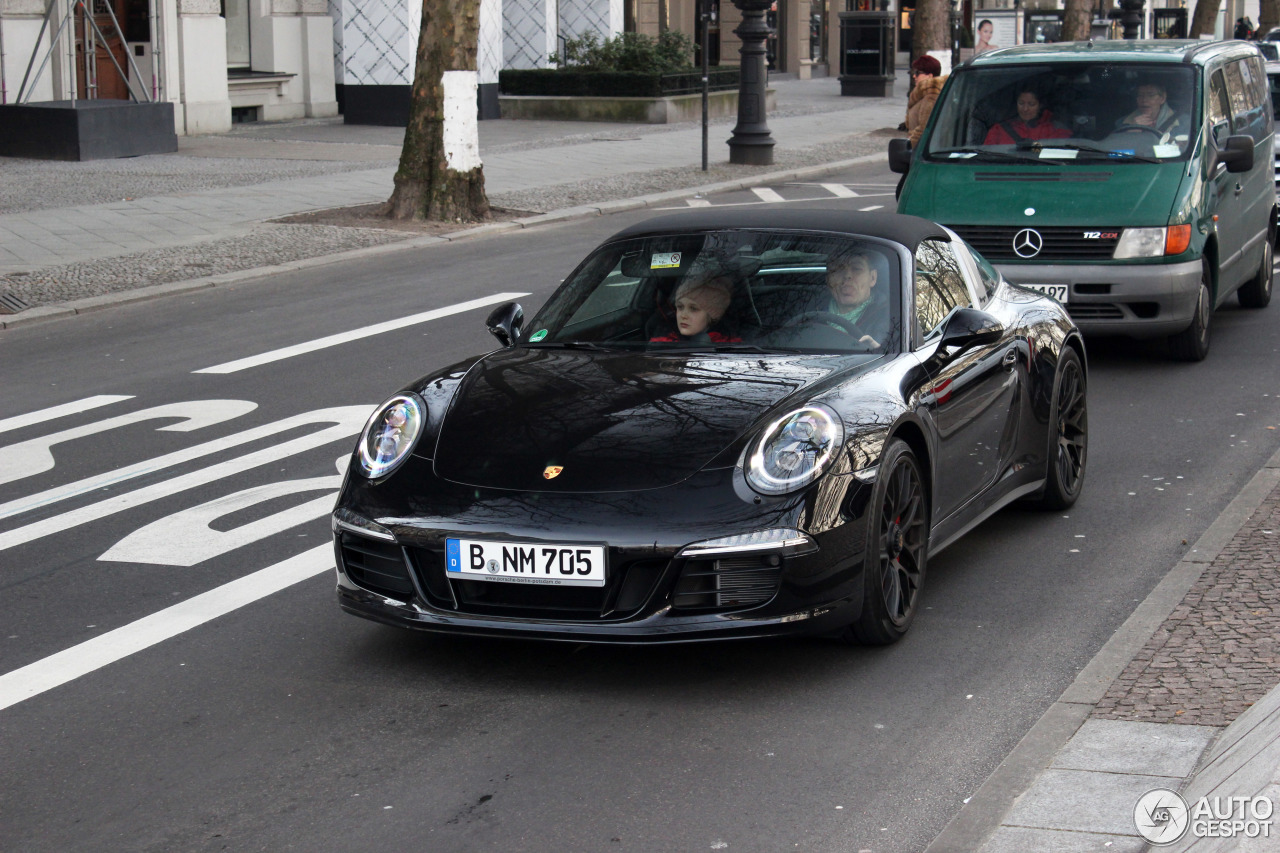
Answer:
[{"left": 898, "top": 55, "right": 947, "bottom": 198}]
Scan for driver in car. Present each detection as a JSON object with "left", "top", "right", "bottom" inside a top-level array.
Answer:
[
  {"left": 1115, "top": 80, "right": 1186, "bottom": 144},
  {"left": 825, "top": 251, "right": 886, "bottom": 350}
]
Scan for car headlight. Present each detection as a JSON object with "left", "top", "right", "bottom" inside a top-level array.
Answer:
[
  {"left": 1113, "top": 225, "right": 1191, "bottom": 258},
  {"left": 357, "top": 394, "right": 425, "bottom": 478},
  {"left": 745, "top": 404, "right": 844, "bottom": 496}
]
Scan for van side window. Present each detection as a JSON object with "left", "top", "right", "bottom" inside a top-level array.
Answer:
[
  {"left": 914, "top": 240, "right": 973, "bottom": 343},
  {"left": 1208, "top": 70, "right": 1231, "bottom": 145},
  {"left": 1230, "top": 57, "right": 1273, "bottom": 142}
]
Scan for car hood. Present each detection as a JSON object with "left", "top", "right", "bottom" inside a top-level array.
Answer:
[
  {"left": 904, "top": 160, "right": 1187, "bottom": 226},
  {"left": 430, "top": 347, "right": 875, "bottom": 492}
]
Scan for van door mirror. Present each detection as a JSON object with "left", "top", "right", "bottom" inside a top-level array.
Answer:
[
  {"left": 889, "top": 138, "right": 912, "bottom": 174},
  {"left": 1218, "top": 135, "right": 1255, "bottom": 173},
  {"left": 486, "top": 302, "right": 524, "bottom": 347}
]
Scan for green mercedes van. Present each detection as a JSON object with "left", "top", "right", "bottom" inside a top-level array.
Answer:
[{"left": 891, "top": 40, "right": 1275, "bottom": 360}]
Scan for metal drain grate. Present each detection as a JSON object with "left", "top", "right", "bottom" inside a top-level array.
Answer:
[{"left": 0, "top": 291, "right": 31, "bottom": 315}]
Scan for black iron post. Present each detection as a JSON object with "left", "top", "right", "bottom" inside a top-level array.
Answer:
[
  {"left": 1119, "top": 0, "right": 1144, "bottom": 39},
  {"left": 727, "top": 0, "right": 775, "bottom": 165},
  {"left": 701, "top": 0, "right": 709, "bottom": 171}
]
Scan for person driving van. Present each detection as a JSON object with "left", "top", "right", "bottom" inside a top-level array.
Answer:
[
  {"left": 1116, "top": 81, "right": 1186, "bottom": 143},
  {"left": 982, "top": 88, "right": 1072, "bottom": 145}
]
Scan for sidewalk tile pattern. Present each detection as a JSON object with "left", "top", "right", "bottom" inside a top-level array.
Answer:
[{"left": 1093, "top": 481, "right": 1280, "bottom": 727}]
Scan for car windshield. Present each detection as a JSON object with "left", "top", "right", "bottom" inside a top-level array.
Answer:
[
  {"left": 924, "top": 63, "right": 1199, "bottom": 163},
  {"left": 524, "top": 230, "right": 904, "bottom": 354}
]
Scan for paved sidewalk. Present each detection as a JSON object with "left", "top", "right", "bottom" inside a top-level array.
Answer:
[{"left": 0, "top": 74, "right": 906, "bottom": 321}]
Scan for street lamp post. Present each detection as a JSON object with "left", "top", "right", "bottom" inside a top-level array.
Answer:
[
  {"left": 727, "top": 0, "right": 775, "bottom": 166},
  {"left": 1119, "top": 0, "right": 1144, "bottom": 39}
]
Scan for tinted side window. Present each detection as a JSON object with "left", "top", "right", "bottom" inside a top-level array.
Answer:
[
  {"left": 914, "top": 240, "right": 972, "bottom": 343},
  {"left": 1209, "top": 70, "right": 1232, "bottom": 144},
  {"left": 1225, "top": 59, "right": 1269, "bottom": 142}
]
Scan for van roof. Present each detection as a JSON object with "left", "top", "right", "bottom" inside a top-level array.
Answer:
[{"left": 965, "top": 39, "right": 1262, "bottom": 68}]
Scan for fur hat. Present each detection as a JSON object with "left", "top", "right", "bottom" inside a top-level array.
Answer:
[
  {"left": 673, "top": 274, "right": 733, "bottom": 321},
  {"left": 911, "top": 55, "right": 942, "bottom": 77}
]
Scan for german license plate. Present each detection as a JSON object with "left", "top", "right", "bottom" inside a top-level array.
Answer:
[
  {"left": 445, "top": 538, "right": 607, "bottom": 587},
  {"left": 1023, "top": 283, "right": 1069, "bottom": 303}
]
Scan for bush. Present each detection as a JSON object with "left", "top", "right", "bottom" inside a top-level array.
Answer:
[{"left": 550, "top": 31, "right": 694, "bottom": 74}]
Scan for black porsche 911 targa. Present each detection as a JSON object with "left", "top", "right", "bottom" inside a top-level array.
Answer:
[{"left": 332, "top": 210, "right": 1087, "bottom": 645}]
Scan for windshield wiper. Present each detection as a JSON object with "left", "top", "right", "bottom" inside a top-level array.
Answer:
[
  {"left": 931, "top": 147, "right": 1046, "bottom": 164},
  {"left": 1018, "top": 141, "right": 1161, "bottom": 163}
]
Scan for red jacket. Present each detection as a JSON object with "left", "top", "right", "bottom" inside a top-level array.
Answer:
[
  {"left": 983, "top": 110, "right": 1072, "bottom": 145},
  {"left": 649, "top": 330, "right": 741, "bottom": 343}
]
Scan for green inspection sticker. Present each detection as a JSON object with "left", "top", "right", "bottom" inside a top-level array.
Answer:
[{"left": 529, "top": 329, "right": 548, "bottom": 342}]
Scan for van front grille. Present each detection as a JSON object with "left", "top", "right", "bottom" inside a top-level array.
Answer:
[{"left": 949, "top": 225, "right": 1121, "bottom": 261}]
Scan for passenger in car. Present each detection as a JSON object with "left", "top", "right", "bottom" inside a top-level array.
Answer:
[
  {"left": 825, "top": 252, "right": 887, "bottom": 350},
  {"left": 982, "top": 88, "right": 1072, "bottom": 145},
  {"left": 649, "top": 273, "right": 742, "bottom": 343}
]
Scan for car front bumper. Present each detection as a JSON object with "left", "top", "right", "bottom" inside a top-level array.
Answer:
[{"left": 997, "top": 259, "right": 1202, "bottom": 338}]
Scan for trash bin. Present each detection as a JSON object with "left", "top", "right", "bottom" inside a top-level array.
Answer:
[{"left": 838, "top": 10, "right": 894, "bottom": 97}]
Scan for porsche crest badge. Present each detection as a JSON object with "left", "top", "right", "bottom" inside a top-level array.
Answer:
[{"left": 543, "top": 465, "right": 564, "bottom": 480}]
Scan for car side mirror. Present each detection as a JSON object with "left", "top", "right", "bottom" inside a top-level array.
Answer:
[
  {"left": 936, "top": 307, "right": 1004, "bottom": 355},
  {"left": 1219, "top": 134, "right": 1254, "bottom": 173},
  {"left": 486, "top": 302, "right": 524, "bottom": 347},
  {"left": 888, "top": 138, "right": 912, "bottom": 174}
]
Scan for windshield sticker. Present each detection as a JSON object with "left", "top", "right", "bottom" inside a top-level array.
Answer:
[
  {"left": 1109, "top": 149, "right": 1137, "bottom": 158},
  {"left": 1038, "top": 148, "right": 1077, "bottom": 160},
  {"left": 528, "top": 329, "right": 548, "bottom": 342},
  {"left": 1153, "top": 143, "right": 1180, "bottom": 158},
  {"left": 650, "top": 252, "right": 682, "bottom": 269},
  {"left": 948, "top": 151, "right": 978, "bottom": 158}
]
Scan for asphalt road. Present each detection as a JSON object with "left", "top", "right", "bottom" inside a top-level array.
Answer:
[{"left": 3, "top": 163, "right": 1280, "bottom": 853}]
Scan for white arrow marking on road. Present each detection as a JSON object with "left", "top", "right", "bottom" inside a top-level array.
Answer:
[
  {"left": 0, "top": 400, "right": 258, "bottom": 487},
  {"left": 0, "top": 395, "right": 134, "bottom": 435},
  {"left": 820, "top": 183, "right": 858, "bottom": 198},
  {"left": 0, "top": 544, "right": 333, "bottom": 712},
  {"left": 751, "top": 188, "right": 786, "bottom": 204},
  {"left": 99, "top": 461, "right": 346, "bottom": 567},
  {"left": 193, "top": 292, "right": 531, "bottom": 375},
  {"left": 0, "top": 406, "right": 369, "bottom": 553}
]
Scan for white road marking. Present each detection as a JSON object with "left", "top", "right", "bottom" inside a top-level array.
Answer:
[
  {"left": 751, "top": 187, "right": 786, "bottom": 204},
  {"left": 651, "top": 192, "right": 894, "bottom": 212},
  {"left": 100, "top": 466, "right": 344, "bottom": 567},
  {"left": 0, "top": 544, "right": 333, "bottom": 712},
  {"left": 685, "top": 198, "right": 712, "bottom": 207},
  {"left": 0, "top": 396, "right": 134, "bottom": 435},
  {"left": 194, "top": 293, "right": 530, "bottom": 375},
  {"left": 0, "top": 400, "right": 257, "bottom": 488},
  {"left": 0, "top": 406, "right": 369, "bottom": 552},
  {"left": 820, "top": 183, "right": 858, "bottom": 198},
  {"left": 859, "top": 205, "right": 885, "bottom": 212}
]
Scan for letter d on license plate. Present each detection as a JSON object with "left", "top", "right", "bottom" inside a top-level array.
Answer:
[{"left": 446, "top": 538, "right": 607, "bottom": 587}]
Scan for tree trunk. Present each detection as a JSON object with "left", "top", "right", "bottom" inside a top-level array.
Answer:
[
  {"left": 1258, "top": 0, "right": 1280, "bottom": 41},
  {"left": 911, "top": 0, "right": 950, "bottom": 67},
  {"left": 1062, "top": 0, "right": 1094, "bottom": 41},
  {"left": 388, "top": 0, "right": 490, "bottom": 222},
  {"left": 1189, "top": 0, "right": 1220, "bottom": 38}
]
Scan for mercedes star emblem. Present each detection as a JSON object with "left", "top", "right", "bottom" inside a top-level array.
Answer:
[{"left": 1013, "top": 228, "right": 1044, "bottom": 259}]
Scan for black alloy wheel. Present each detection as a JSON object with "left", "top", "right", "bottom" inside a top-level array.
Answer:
[
  {"left": 1034, "top": 347, "right": 1088, "bottom": 510},
  {"left": 845, "top": 439, "right": 929, "bottom": 645},
  {"left": 1238, "top": 233, "right": 1274, "bottom": 309},
  {"left": 1168, "top": 261, "right": 1212, "bottom": 362}
]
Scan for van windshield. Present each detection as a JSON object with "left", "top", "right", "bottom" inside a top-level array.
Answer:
[{"left": 924, "top": 63, "right": 1198, "bottom": 164}]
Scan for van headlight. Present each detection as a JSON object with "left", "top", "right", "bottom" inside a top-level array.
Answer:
[
  {"left": 1113, "top": 225, "right": 1191, "bottom": 258},
  {"left": 357, "top": 394, "right": 425, "bottom": 478},
  {"left": 745, "top": 404, "right": 844, "bottom": 495}
]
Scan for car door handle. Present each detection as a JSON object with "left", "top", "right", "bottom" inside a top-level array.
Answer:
[{"left": 1002, "top": 348, "right": 1018, "bottom": 370}]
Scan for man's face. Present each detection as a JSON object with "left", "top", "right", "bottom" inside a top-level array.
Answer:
[
  {"left": 1135, "top": 85, "right": 1166, "bottom": 115},
  {"left": 828, "top": 256, "right": 877, "bottom": 308}
]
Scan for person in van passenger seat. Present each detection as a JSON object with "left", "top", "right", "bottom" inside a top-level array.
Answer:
[{"left": 982, "top": 88, "right": 1072, "bottom": 145}]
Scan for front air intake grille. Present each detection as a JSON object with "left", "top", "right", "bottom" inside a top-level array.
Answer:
[
  {"left": 974, "top": 171, "right": 1112, "bottom": 183},
  {"left": 672, "top": 554, "right": 783, "bottom": 612},
  {"left": 339, "top": 533, "right": 415, "bottom": 600},
  {"left": 1067, "top": 303, "right": 1127, "bottom": 320},
  {"left": 949, "top": 225, "right": 1121, "bottom": 261}
]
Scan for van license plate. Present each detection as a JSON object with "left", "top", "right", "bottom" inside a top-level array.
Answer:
[{"left": 1023, "top": 284, "right": 1069, "bottom": 303}]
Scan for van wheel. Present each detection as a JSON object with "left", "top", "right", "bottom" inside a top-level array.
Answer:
[
  {"left": 1238, "top": 237, "right": 1273, "bottom": 309},
  {"left": 1168, "top": 262, "right": 1212, "bottom": 362}
]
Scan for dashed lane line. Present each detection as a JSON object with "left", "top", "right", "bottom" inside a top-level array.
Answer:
[
  {"left": 193, "top": 292, "right": 529, "bottom": 375},
  {"left": 0, "top": 396, "right": 134, "bottom": 435}
]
